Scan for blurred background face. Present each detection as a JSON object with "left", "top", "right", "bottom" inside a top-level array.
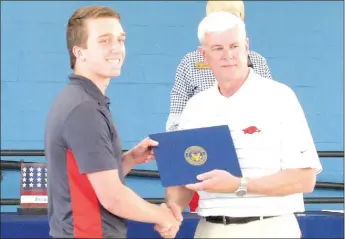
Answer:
[
  {"left": 80, "top": 17, "right": 126, "bottom": 79},
  {"left": 200, "top": 26, "right": 249, "bottom": 81}
]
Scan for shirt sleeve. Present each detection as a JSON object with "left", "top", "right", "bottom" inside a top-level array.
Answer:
[
  {"left": 280, "top": 87, "right": 322, "bottom": 174},
  {"left": 166, "top": 55, "right": 193, "bottom": 132},
  {"left": 63, "top": 102, "right": 118, "bottom": 174}
]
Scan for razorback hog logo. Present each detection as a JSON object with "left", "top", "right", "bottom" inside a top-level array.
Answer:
[{"left": 242, "top": 126, "right": 261, "bottom": 134}]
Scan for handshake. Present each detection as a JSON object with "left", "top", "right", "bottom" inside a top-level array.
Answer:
[{"left": 154, "top": 202, "right": 183, "bottom": 239}]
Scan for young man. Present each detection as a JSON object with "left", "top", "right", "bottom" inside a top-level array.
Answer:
[
  {"left": 166, "top": 1, "right": 273, "bottom": 212},
  {"left": 157, "top": 12, "right": 322, "bottom": 238},
  {"left": 44, "top": 6, "right": 181, "bottom": 238}
]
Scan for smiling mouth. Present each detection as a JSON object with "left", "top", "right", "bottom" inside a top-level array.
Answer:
[{"left": 106, "top": 59, "right": 121, "bottom": 65}]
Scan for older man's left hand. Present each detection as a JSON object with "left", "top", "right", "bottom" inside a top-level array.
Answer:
[
  {"left": 185, "top": 169, "right": 241, "bottom": 193},
  {"left": 130, "top": 137, "right": 159, "bottom": 165}
]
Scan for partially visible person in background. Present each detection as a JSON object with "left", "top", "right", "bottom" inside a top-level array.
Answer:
[{"left": 166, "top": 0, "right": 273, "bottom": 213}]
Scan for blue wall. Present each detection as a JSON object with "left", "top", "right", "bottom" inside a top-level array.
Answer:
[{"left": 1, "top": 1, "right": 343, "bottom": 212}]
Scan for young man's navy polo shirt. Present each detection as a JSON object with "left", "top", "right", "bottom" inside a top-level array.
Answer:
[{"left": 44, "top": 74, "right": 126, "bottom": 238}]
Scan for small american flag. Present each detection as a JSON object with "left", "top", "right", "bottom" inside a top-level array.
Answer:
[{"left": 20, "top": 162, "right": 48, "bottom": 207}]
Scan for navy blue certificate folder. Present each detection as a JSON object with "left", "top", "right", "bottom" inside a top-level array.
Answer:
[{"left": 149, "top": 125, "right": 242, "bottom": 187}]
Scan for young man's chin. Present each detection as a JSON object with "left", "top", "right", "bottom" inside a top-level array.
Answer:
[{"left": 107, "top": 69, "right": 122, "bottom": 78}]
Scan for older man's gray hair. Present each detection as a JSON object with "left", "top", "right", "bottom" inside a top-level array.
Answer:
[{"left": 197, "top": 11, "right": 247, "bottom": 46}]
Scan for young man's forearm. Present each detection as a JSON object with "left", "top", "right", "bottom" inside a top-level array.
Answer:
[
  {"left": 166, "top": 186, "right": 194, "bottom": 212},
  {"left": 107, "top": 185, "right": 172, "bottom": 224},
  {"left": 121, "top": 150, "right": 136, "bottom": 176},
  {"left": 246, "top": 168, "right": 316, "bottom": 196}
]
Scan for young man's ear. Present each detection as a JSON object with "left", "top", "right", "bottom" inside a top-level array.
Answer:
[{"left": 73, "top": 46, "right": 85, "bottom": 61}]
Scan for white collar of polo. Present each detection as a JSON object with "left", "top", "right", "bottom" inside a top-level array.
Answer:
[{"left": 212, "top": 68, "right": 255, "bottom": 101}]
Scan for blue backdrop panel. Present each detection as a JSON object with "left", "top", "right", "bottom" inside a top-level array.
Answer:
[{"left": 1, "top": 1, "right": 343, "bottom": 150}]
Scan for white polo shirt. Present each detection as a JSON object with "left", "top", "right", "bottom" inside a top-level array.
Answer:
[{"left": 178, "top": 68, "right": 323, "bottom": 217}]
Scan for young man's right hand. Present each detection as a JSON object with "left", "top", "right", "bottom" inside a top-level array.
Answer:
[{"left": 155, "top": 202, "right": 183, "bottom": 238}]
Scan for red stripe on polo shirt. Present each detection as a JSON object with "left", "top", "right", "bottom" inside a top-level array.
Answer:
[{"left": 66, "top": 149, "right": 103, "bottom": 238}]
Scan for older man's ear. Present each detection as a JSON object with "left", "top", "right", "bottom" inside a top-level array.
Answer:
[{"left": 198, "top": 46, "right": 209, "bottom": 64}]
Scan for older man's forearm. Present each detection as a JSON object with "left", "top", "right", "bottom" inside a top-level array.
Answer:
[{"left": 247, "top": 168, "right": 317, "bottom": 196}]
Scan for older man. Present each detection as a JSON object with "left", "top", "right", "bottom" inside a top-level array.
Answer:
[
  {"left": 157, "top": 12, "right": 322, "bottom": 238},
  {"left": 167, "top": 1, "right": 273, "bottom": 212},
  {"left": 166, "top": 0, "right": 272, "bottom": 132}
]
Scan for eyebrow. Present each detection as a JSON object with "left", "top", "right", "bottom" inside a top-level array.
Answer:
[
  {"left": 210, "top": 42, "right": 239, "bottom": 48},
  {"left": 210, "top": 44, "right": 223, "bottom": 48},
  {"left": 98, "top": 32, "right": 126, "bottom": 38}
]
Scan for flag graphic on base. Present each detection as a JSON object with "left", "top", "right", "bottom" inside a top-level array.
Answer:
[{"left": 19, "top": 162, "right": 48, "bottom": 212}]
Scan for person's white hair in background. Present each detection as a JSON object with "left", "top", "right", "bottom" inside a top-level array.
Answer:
[{"left": 206, "top": 0, "right": 245, "bottom": 19}]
